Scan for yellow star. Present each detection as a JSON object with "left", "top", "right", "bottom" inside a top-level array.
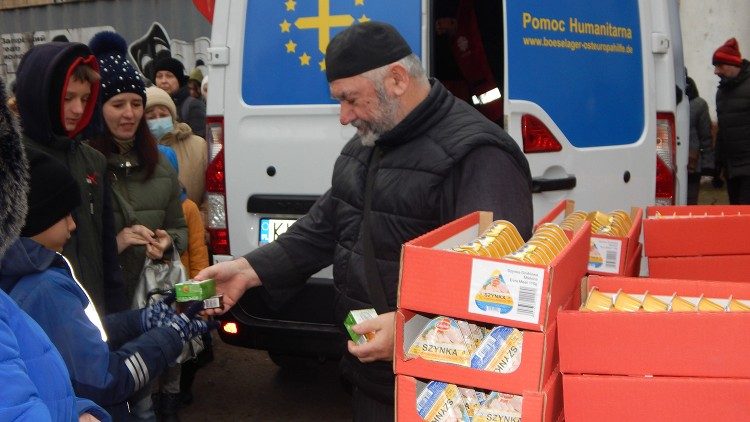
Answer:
[
  {"left": 284, "top": 0, "right": 296, "bottom": 11},
  {"left": 319, "top": 59, "right": 326, "bottom": 72},
  {"left": 358, "top": 14, "right": 370, "bottom": 23},
  {"left": 299, "top": 52, "right": 311, "bottom": 66},
  {"left": 355, "top": 0, "right": 364, "bottom": 5},
  {"left": 285, "top": 39, "right": 297, "bottom": 53},
  {"left": 279, "top": 20, "right": 291, "bottom": 33}
]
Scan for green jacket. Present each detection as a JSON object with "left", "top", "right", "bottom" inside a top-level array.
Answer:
[
  {"left": 107, "top": 150, "right": 188, "bottom": 301},
  {"left": 24, "top": 134, "right": 128, "bottom": 315}
]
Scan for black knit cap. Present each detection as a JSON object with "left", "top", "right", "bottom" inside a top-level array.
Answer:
[
  {"left": 325, "top": 21, "right": 412, "bottom": 82},
  {"left": 152, "top": 56, "right": 188, "bottom": 87},
  {"left": 89, "top": 31, "right": 147, "bottom": 104},
  {"left": 20, "top": 148, "right": 81, "bottom": 237}
]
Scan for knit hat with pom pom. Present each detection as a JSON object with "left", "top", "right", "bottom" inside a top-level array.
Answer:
[{"left": 89, "top": 31, "right": 146, "bottom": 104}]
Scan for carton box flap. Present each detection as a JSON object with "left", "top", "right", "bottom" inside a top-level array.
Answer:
[
  {"left": 644, "top": 205, "right": 750, "bottom": 257},
  {"left": 648, "top": 255, "right": 750, "bottom": 283},
  {"left": 563, "top": 374, "right": 750, "bottom": 421}
]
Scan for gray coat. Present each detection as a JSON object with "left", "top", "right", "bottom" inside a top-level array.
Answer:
[{"left": 689, "top": 95, "right": 713, "bottom": 174}]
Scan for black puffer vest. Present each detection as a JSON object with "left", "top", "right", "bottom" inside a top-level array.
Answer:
[
  {"left": 716, "top": 60, "right": 750, "bottom": 177},
  {"left": 334, "top": 80, "right": 530, "bottom": 401}
]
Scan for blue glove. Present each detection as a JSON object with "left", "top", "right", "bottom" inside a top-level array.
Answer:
[
  {"left": 140, "top": 294, "right": 178, "bottom": 331},
  {"left": 167, "top": 301, "right": 219, "bottom": 342}
]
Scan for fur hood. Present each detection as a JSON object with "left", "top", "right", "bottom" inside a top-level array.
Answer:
[{"left": 0, "top": 78, "right": 29, "bottom": 259}]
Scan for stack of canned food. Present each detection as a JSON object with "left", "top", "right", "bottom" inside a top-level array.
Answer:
[
  {"left": 405, "top": 315, "right": 523, "bottom": 374},
  {"left": 582, "top": 287, "right": 750, "bottom": 312},
  {"left": 450, "top": 220, "right": 569, "bottom": 265},
  {"left": 417, "top": 380, "right": 522, "bottom": 422},
  {"left": 561, "top": 209, "right": 632, "bottom": 237}
]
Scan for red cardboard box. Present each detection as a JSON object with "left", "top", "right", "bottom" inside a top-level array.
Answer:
[
  {"left": 623, "top": 243, "right": 642, "bottom": 277},
  {"left": 563, "top": 374, "right": 750, "bottom": 421},
  {"left": 558, "top": 275, "right": 750, "bottom": 378},
  {"left": 396, "top": 369, "right": 563, "bottom": 422},
  {"left": 537, "top": 200, "right": 642, "bottom": 276},
  {"left": 395, "top": 310, "right": 558, "bottom": 395},
  {"left": 643, "top": 205, "right": 750, "bottom": 257},
  {"left": 398, "top": 211, "right": 589, "bottom": 332},
  {"left": 648, "top": 254, "right": 750, "bottom": 282}
]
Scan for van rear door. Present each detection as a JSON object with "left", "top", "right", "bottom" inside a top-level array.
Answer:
[
  {"left": 503, "top": 0, "right": 668, "bottom": 219},
  {"left": 219, "top": 1, "right": 422, "bottom": 258}
]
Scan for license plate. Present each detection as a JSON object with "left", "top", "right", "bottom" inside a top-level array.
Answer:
[{"left": 259, "top": 217, "right": 297, "bottom": 245}]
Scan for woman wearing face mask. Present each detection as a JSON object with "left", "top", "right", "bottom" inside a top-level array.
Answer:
[
  {"left": 87, "top": 31, "right": 189, "bottom": 421},
  {"left": 145, "top": 86, "right": 208, "bottom": 208}
]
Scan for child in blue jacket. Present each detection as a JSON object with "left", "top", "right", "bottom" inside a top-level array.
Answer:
[
  {"left": 0, "top": 81, "right": 109, "bottom": 421},
  {"left": 0, "top": 288, "right": 110, "bottom": 422},
  {"left": 0, "top": 148, "right": 216, "bottom": 421}
]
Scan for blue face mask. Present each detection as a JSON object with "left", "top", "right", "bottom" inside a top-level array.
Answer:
[{"left": 147, "top": 116, "right": 174, "bottom": 140}]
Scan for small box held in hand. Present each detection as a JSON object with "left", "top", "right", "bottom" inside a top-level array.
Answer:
[
  {"left": 175, "top": 279, "right": 223, "bottom": 312},
  {"left": 344, "top": 308, "right": 378, "bottom": 345}
]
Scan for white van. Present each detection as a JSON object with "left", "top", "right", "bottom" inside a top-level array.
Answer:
[{"left": 205, "top": 0, "right": 687, "bottom": 363}]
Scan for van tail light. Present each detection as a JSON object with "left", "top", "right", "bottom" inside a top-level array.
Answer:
[
  {"left": 521, "top": 115, "right": 562, "bottom": 153},
  {"left": 206, "top": 116, "right": 230, "bottom": 255},
  {"left": 222, "top": 321, "right": 238, "bottom": 335},
  {"left": 655, "top": 113, "right": 676, "bottom": 205}
]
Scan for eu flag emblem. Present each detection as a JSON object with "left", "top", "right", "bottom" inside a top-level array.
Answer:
[{"left": 242, "top": 0, "right": 421, "bottom": 105}]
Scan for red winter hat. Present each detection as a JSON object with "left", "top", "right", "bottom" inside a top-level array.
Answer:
[{"left": 713, "top": 37, "right": 742, "bottom": 67}]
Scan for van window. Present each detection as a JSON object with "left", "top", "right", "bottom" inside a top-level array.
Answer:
[
  {"left": 241, "top": 1, "right": 421, "bottom": 106},
  {"left": 505, "top": 0, "right": 644, "bottom": 148}
]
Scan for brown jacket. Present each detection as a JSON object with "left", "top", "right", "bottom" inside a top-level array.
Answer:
[{"left": 160, "top": 122, "right": 208, "bottom": 205}]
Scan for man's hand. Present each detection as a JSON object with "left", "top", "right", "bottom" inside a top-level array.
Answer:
[
  {"left": 194, "top": 257, "right": 261, "bottom": 315},
  {"left": 347, "top": 311, "right": 395, "bottom": 363}
]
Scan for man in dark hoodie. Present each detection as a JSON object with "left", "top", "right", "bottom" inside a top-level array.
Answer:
[
  {"left": 151, "top": 56, "right": 206, "bottom": 138},
  {"left": 14, "top": 42, "right": 128, "bottom": 316}
]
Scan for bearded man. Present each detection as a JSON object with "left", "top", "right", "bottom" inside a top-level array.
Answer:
[{"left": 196, "top": 21, "right": 532, "bottom": 421}]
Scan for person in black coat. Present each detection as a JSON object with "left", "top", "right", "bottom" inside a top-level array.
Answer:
[
  {"left": 713, "top": 37, "right": 750, "bottom": 204},
  {"left": 193, "top": 21, "right": 533, "bottom": 421}
]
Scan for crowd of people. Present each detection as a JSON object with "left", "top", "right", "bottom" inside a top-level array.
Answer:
[
  {"left": 0, "top": 29, "right": 212, "bottom": 422},
  {"left": 684, "top": 36, "right": 750, "bottom": 205},
  {"left": 0, "top": 19, "right": 748, "bottom": 422}
]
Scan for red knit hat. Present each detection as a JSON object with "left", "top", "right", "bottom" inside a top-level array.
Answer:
[{"left": 713, "top": 37, "right": 742, "bottom": 67}]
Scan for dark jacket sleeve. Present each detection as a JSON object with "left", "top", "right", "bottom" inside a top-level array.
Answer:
[
  {"left": 101, "top": 178, "right": 129, "bottom": 314},
  {"left": 13, "top": 276, "right": 183, "bottom": 407},
  {"left": 186, "top": 98, "right": 206, "bottom": 138},
  {"left": 697, "top": 98, "right": 715, "bottom": 171},
  {"left": 245, "top": 189, "right": 336, "bottom": 304},
  {"left": 103, "top": 309, "right": 144, "bottom": 350},
  {"left": 443, "top": 145, "right": 534, "bottom": 240},
  {"left": 163, "top": 163, "right": 189, "bottom": 254}
]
